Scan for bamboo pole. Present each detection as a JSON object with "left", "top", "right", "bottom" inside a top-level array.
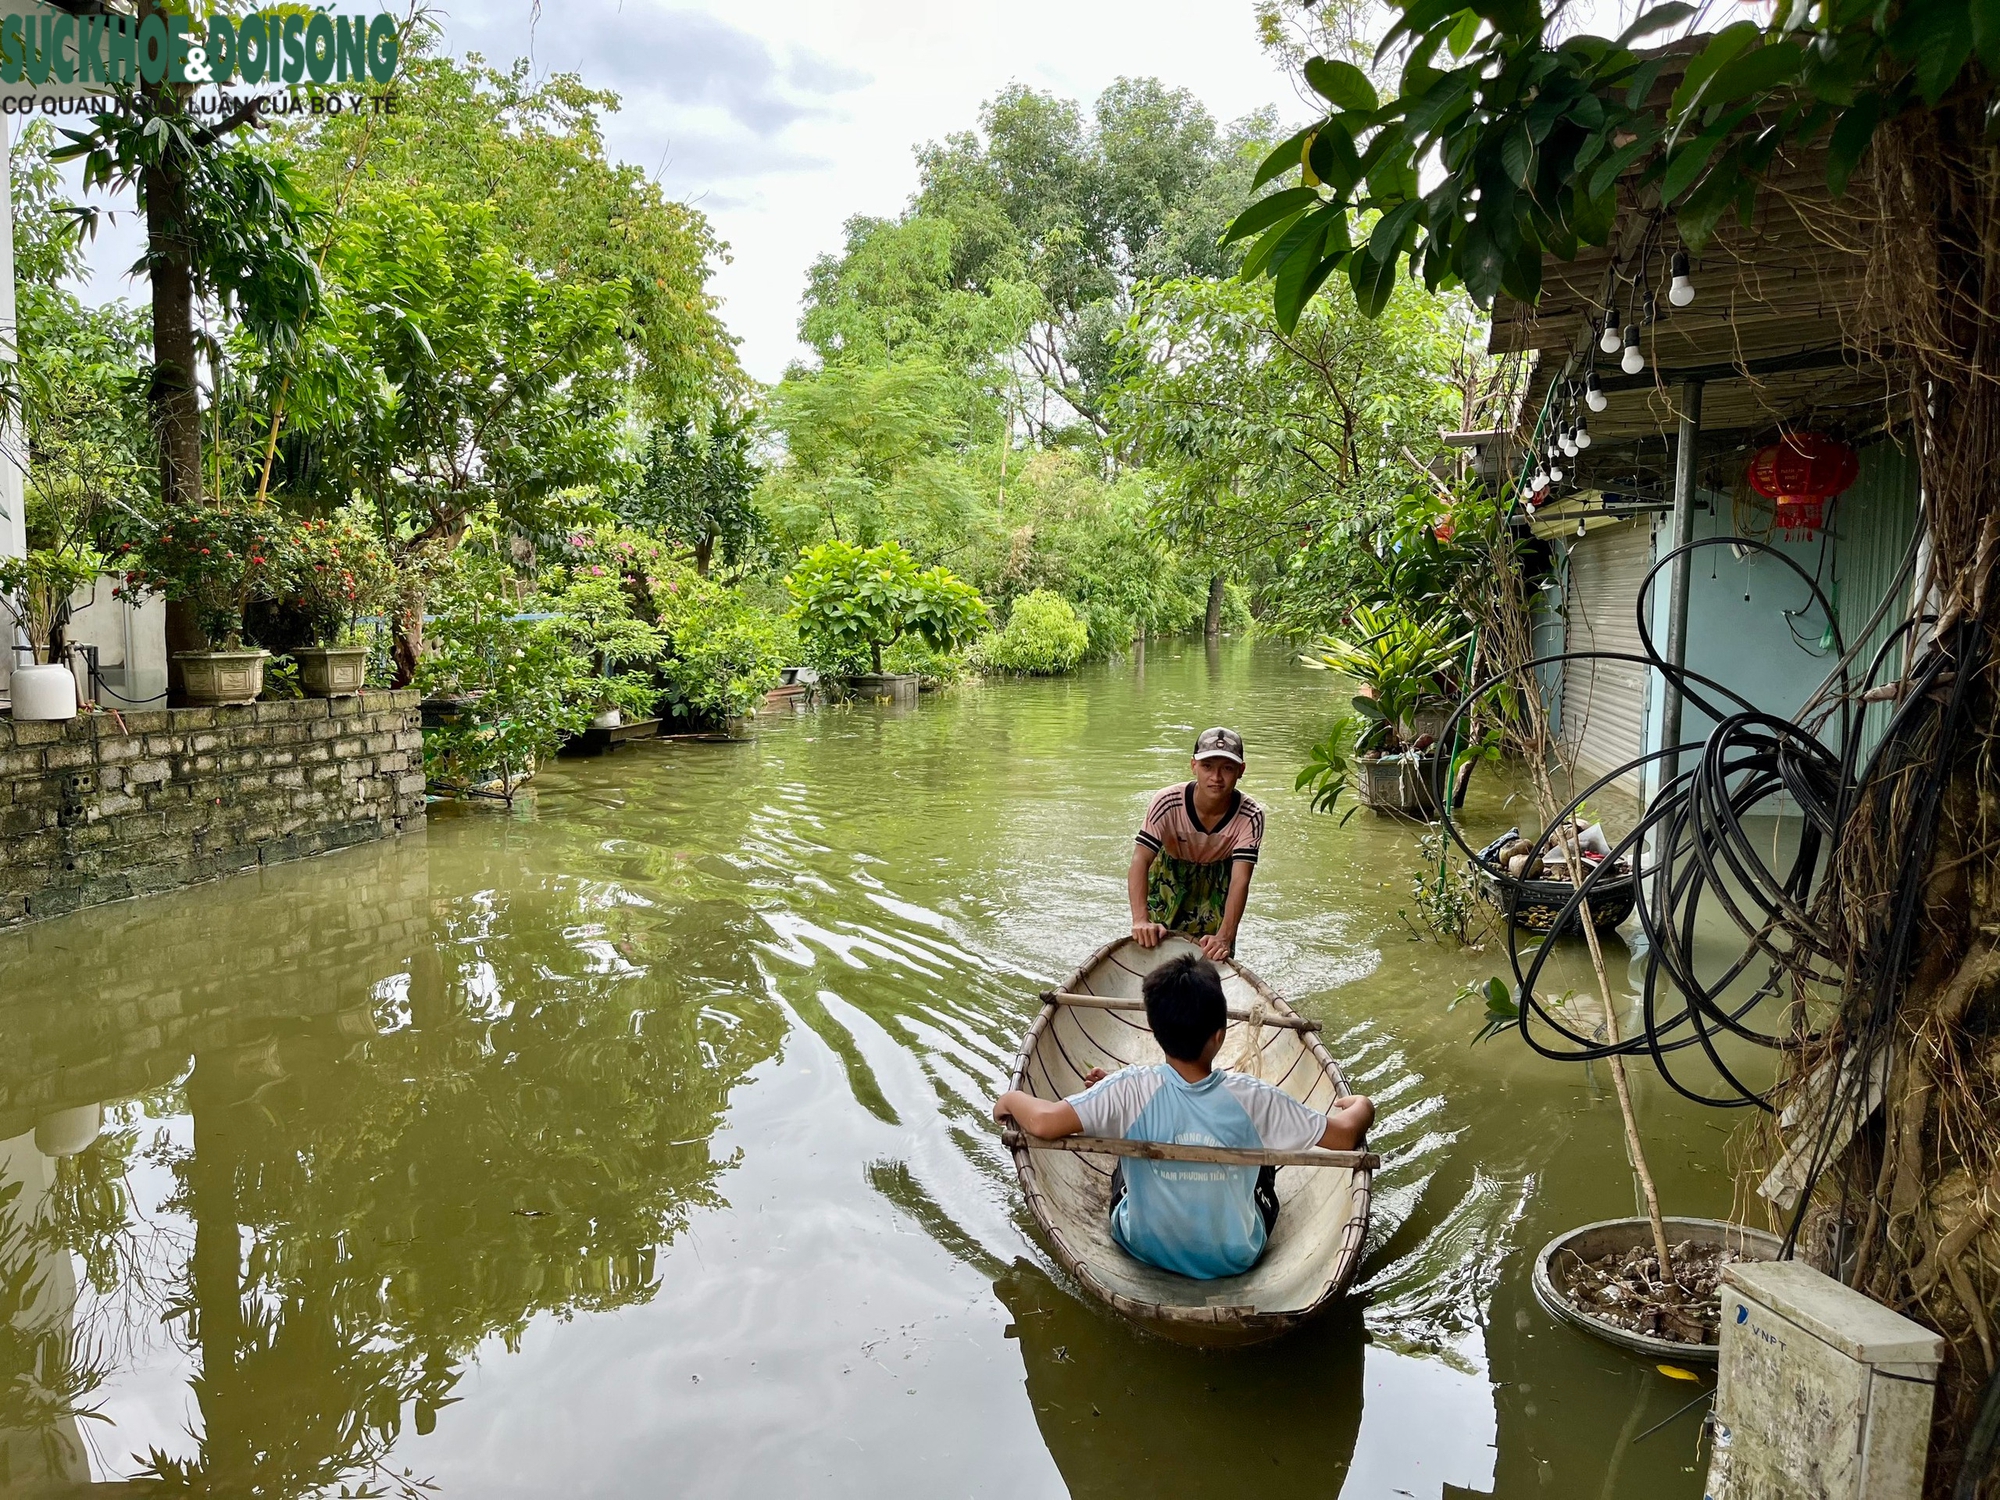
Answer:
[
  {"left": 1003, "top": 1129, "right": 1377, "bottom": 1171},
  {"left": 1043, "top": 991, "right": 1322, "bottom": 1033}
]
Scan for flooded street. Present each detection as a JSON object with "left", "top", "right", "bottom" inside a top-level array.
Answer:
[{"left": 1, "top": 640, "right": 1748, "bottom": 1497}]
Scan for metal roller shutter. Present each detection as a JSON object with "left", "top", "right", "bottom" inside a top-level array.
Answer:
[{"left": 1563, "top": 518, "right": 1654, "bottom": 795}]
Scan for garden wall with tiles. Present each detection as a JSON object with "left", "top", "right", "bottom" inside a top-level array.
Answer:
[{"left": 0, "top": 690, "right": 425, "bottom": 927}]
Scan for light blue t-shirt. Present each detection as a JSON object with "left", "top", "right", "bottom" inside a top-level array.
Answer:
[{"left": 1066, "top": 1063, "right": 1328, "bottom": 1279}]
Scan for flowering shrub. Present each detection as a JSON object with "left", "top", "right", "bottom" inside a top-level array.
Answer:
[
  {"left": 114, "top": 505, "right": 288, "bottom": 649},
  {"left": 289, "top": 513, "right": 394, "bottom": 646}
]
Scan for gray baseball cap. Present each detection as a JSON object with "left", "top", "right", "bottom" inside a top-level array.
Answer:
[{"left": 1193, "top": 727, "right": 1245, "bottom": 764}]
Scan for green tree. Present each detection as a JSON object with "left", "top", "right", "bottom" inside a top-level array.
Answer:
[
  {"left": 799, "top": 214, "right": 1036, "bottom": 370},
  {"left": 4, "top": 123, "right": 152, "bottom": 571},
  {"left": 56, "top": 5, "right": 321, "bottom": 511},
  {"left": 786, "top": 539, "right": 988, "bottom": 674},
  {"left": 277, "top": 191, "right": 630, "bottom": 682},
  {"left": 1111, "top": 271, "right": 1476, "bottom": 631},
  {"left": 284, "top": 47, "right": 740, "bottom": 422},
  {"left": 760, "top": 358, "right": 993, "bottom": 560},
  {"left": 914, "top": 79, "right": 1261, "bottom": 435},
  {"left": 624, "top": 411, "right": 766, "bottom": 578}
]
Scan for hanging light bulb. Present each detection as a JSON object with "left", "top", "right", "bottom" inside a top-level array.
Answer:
[
  {"left": 1531, "top": 465, "right": 1548, "bottom": 489},
  {"left": 1560, "top": 429, "right": 1577, "bottom": 458},
  {"left": 1598, "top": 317, "right": 1621, "bottom": 354},
  {"left": 1574, "top": 417, "right": 1592, "bottom": 450},
  {"left": 1620, "top": 324, "right": 1644, "bottom": 375},
  {"left": 1585, "top": 371, "right": 1608, "bottom": 412},
  {"left": 1668, "top": 249, "right": 1695, "bottom": 307},
  {"left": 1576, "top": 516, "right": 1588, "bottom": 538},
  {"left": 1550, "top": 458, "right": 1565, "bottom": 483}
]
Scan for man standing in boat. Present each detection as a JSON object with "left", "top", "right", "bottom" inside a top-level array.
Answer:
[{"left": 1131, "top": 727, "right": 1263, "bottom": 961}]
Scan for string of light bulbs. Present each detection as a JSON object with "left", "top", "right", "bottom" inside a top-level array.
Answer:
[{"left": 1526, "top": 235, "right": 1700, "bottom": 508}]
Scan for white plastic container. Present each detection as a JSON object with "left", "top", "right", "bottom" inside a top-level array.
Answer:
[{"left": 8, "top": 661, "right": 78, "bottom": 720}]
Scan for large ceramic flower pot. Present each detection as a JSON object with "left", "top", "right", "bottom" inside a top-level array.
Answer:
[
  {"left": 8, "top": 661, "right": 78, "bottom": 720},
  {"left": 175, "top": 649, "right": 268, "bottom": 707},
  {"left": 1533, "top": 1216, "right": 1783, "bottom": 1361},
  {"left": 293, "top": 645, "right": 368, "bottom": 698},
  {"left": 843, "top": 672, "right": 919, "bottom": 705}
]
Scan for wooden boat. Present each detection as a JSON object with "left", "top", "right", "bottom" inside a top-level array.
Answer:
[
  {"left": 1474, "top": 860, "right": 1637, "bottom": 936},
  {"left": 1003, "top": 933, "right": 1375, "bottom": 1347}
]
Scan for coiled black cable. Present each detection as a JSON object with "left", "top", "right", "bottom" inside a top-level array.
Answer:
[{"left": 1436, "top": 532, "right": 1952, "bottom": 1128}]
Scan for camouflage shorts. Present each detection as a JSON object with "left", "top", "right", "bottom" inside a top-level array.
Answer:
[{"left": 1145, "top": 852, "right": 1233, "bottom": 936}]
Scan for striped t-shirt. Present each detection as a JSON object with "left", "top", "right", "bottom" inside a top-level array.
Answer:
[{"left": 1137, "top": 783, "right": 1265, "bottom": 867}]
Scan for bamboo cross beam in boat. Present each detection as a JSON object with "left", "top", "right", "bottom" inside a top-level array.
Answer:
[
  {"left": 1003, "top": 1128, "right": 1378, "bottom": 1172},
  {"left": 1042, "top": 990, "right": 1323, "bottom": 1032}
]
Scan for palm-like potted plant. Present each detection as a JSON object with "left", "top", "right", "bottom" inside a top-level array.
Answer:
[
  {"left": 1308, "top": 603, "right": 1472, "bottom": 814},
  {"left": 288, "top": 515, "right": 392, "bottom": 697},
  {"left": 0, "top": 547, "right": 102, "bottom": 720},
  {"left": 115, "top": 505, "right": 286, "bottom": 705}
]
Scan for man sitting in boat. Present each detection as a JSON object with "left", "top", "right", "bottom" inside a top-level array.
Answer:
[
  {"left": 1131, "top": 727, "right": 1262, "bottom": 961},
  {"left": 992, "top": 954, "right": 1375, "bottom": 1280}
]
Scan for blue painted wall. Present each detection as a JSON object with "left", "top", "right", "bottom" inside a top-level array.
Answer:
[{"left": 1642, "top": 437, "right": 1920, "bottom": 795}]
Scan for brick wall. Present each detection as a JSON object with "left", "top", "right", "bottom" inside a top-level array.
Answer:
[{"left": 0, "top": 690, "right": 426, "bottom": 928}]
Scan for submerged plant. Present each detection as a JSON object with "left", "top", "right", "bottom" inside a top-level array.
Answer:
[
  {"left": 1295, "top": 713, "right": 1359, "bottom": 822},
  {"left": 786, "top": 539, "right": 987, "bottom": 675},
  {"left": 1401, "top": 829, "right": 1490, "bottom": 947}
]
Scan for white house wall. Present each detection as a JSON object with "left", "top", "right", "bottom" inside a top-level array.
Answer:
[{"left": 63, "top": 574, "right": 168, "bottom": 707}]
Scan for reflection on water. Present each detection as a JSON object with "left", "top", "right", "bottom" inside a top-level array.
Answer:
[{"left": 0, "top": 640, "right": 1746, "bottom": 1497}]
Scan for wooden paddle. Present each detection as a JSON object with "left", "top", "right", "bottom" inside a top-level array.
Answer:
[{"left": 1002, "top": 1128, "right": 1377, "bottom": 1171}]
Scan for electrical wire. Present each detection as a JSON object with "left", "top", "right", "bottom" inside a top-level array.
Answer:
[{"left": 1437, "top": 528, "right": 1954, "bottom": 1161}]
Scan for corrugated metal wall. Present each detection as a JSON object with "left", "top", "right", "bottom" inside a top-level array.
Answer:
[
  {"left": 1830, "top": 439, "right": 1922, "bottom": 751},
  {"left": 1563, "top": 518, "right": 1654, "bottom": 794}
]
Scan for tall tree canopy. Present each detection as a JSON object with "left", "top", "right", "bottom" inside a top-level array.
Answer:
[{"left": 285, "top": 48, "right": 742, "bottom": 421}]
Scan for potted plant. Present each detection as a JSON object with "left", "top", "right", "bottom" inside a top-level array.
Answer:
[
  {"left": 785, "top": 539, "right": 987, "bottom": 702},
  {"left": 538, "top": 570, "right": 668, "bottom": 737},
  {"left": 115, "top": 505, "right": 286, "bottom": 705},
  {"left": 1308, "top": 603, "right": 1471, "bottom": 815},
  {"left": 0, "top": 547, "right": 102, "bottom": 720},
  {"left": 288, "top": 514, "right": 392, "bottom": 697}
]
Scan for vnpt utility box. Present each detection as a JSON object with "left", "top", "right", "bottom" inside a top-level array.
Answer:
[{"left": 1705, "top": 1260, "right": 1942, "bottom": 1500}]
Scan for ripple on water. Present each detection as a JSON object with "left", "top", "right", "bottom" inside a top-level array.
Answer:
[{"left": 0, "top": 643, "right": 1742, "bottom": 1500}]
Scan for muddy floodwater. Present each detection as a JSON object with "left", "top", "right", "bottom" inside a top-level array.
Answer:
[{"left": 1, "top": 640, "right": 1752, "bottom": 1498}]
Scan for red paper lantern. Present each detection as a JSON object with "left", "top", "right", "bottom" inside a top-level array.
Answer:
[{"left": 1745, "top": 433, "right": 1859, "bottom": 541}]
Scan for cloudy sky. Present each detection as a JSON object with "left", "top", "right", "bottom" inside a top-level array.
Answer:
[{"left": 410, "top": 0, "right": 1301, "bottom": 383}]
